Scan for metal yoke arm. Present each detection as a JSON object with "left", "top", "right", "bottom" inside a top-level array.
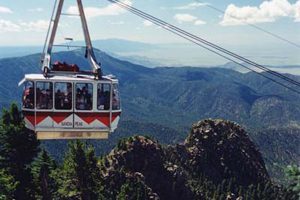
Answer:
[
  {"left": 42, "top": 0, "right": 64, "bottom": 75},
  {"left": 77, "top": 0, "right": 101, "bottom": 77},
  {"left": 47, "top": 0, "right": 64, "bottom": 56},
  {"left": 42, "top": 0, "right": 102, "bottom": 78}
]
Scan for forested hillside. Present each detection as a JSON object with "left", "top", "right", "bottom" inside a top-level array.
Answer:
[
  {"left": 1, "top": 50, "right": 300, "bottom": 128},
  {"left": 0, "top": 104, "right": 299, "bottom": 199},
  {"left": 0, "top": 50, "right": 299, "bottom": 182}
]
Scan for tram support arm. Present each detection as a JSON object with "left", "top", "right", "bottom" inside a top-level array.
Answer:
[
  {"left": 77, "top": 0, "right": 102, "bottom": 78},
  {"left": 41, "top": 0, "right": 102, "bottom": 78}
]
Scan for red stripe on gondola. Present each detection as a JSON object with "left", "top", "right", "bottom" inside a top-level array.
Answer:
[
  {"left": 51, "top": 112, "right": 72, "bottom": 124},
  {"left": 76, "top": 112, "right": 121, "bottom": 126},
  {"left": 23, "top": 111, "right": 121, "bottom": 126},
  {"left": 23, "top": 111, "right": 35, "bottom": 125},
  {"left": 36, "top": 112, "right": 52, "bottom": 125},
  {"left": 25, "top": 115, "right": 35, "bottom": 125},
  {"left": 95, "top": 113, "right": 110, "bottom": 126},
  {"left": 76, "top": 113, "right": 97, "bottom": 124},
  {"left": 96, "top": 112, "right": 121, "bottom": 126},
  {"left": 112, "top": 112, "right": 121, "bottom": 122}
]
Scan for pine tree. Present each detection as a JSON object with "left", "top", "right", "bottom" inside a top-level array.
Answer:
[
  {"left": 56, "top": 140, "right": 103, "bottom": 200},
  {"left": 0, "top": 169, "right": 18, "bottom": 200},
  {"left": 31, "top": 149, "right": 57, "bottom": 200},
  {"left": 285, "top": 165, "right": 300, "bottom": 197},
  {"left": 0, "top": 103, "right": 40, "bottom": 199},
  {"left": 116, "top": 178, "right": 148, "bottom": 200}
]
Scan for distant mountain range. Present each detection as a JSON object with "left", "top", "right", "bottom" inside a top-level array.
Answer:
[
  {"left": 1, "top": 38, "right": 299, "bottom": 73},
  {"left": 0, "top": 49, "right": 299, "bottom": 182},
  {"left": 2, "top": 49, "right": 300, "bottom": 128}
]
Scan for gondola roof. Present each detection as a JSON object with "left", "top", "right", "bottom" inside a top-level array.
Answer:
[{"left": 19, "top": 74, "right": 118, "bottom": 86}]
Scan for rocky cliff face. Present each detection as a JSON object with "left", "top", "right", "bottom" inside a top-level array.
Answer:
[
  {"left": 99, "top": 119, "right": 273, "bottom": 200},
  {"left": 183, "top": 119, "right": 269, "bottom": 186},
  {"left": 100, "top": 136, "right": 195, "bottom": 200}
]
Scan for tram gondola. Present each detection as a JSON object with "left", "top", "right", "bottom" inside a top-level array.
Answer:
[{"left": 19, "top": 0, "right": 121, "bottom": 139}]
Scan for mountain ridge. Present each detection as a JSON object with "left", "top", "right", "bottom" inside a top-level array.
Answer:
[
  {"left": 1, "top": 38, "right": 299, "bottom": 69},
  {"left": 0, "top": 50, "right": 299, "bottom": 182},
  {"left": 99, "top": 119, "right": 296, "bottom": 199}
]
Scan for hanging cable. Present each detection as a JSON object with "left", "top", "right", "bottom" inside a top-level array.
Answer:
[
  {"left": 108, "top": 0, "right": 300, "bottom": 89},
  {"left": 194, "top": 0, "right": 300, "bottom": 49},
  {"left": 107, "top": 0, "right": 300, "bottom": 94}
]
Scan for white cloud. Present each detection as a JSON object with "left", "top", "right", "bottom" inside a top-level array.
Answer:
[
  {"left": 0, "top": 6, "right": 13, "bottom": 14},
  {"left": 174, "top": 13, "right": 206, "bottom": 25},
  {"left": 221, "top": 0, "right": 300, "bottom": 26},
  {"left": 295, "top": 1, "right": 300, "bottom": 21},
  {"left": 66, "top": 0, "right": 132, "bottom": 19},
  {"left": 28, "top": 8, "right": 44, "bottom": 12},
  {"left": 174, "top": 14, "right": 197, "bottom": 23},
  {"left": 20, "top": 20, "right": 49, "bottom": 32},
  {"left": 143, "top": 20, "right": 153, "bottom": 27},
  {"left": 174, "top": 2, "right": 208, "bottom": 10},
  {"left": 0, "top": 19, "right": 49, "bottom": 33},
  {"left": 194, "top": 19, "right": 206, "bottom": 25},
  {"left": 0, "top": 20, "right": 20, "bottom": 32},
  {"left": 110, "top": 21, "right": 125, "bottom": 25}
]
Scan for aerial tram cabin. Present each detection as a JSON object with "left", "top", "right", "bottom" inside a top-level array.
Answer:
[
  {"left": 19, "top": 74, "right": 121, "bottom": 140},
  {"left": 19, "top": 0, "right": 121, "bottom": 139}
]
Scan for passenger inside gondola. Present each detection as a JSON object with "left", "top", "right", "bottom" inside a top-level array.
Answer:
[
  {"left": 112, "top": 93, "right": 119, "bottom": 110},
  {"left": 97, "top": 83, "right": 110, "bottom": 110},
  {"left": 23, "top": 86, "right": 34, "bottom": 109},
  {"left": 55, "top": 89, "right": 63, "bottom": 109},
  {"left": 55, "top": 83, "right": 72, "bottom": 110},
  {"left": 65, "top": 84, "right": 72, "bottom": 109},
  {"left": 112, "top": 84, "right": 120, "bottom": 110},
  {"left": 36, "top": 82, "right": 53, "bottom": 109},
  {"left": 97, "top": 89, "right": 106, "bottom": 110},
  {"left": 76, "top": 83, "right": 93, "bottom": 110}
]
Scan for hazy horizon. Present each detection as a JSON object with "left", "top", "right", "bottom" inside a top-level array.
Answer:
[{"left": 0, "top": 0, "right": 299, "bottom": 66}]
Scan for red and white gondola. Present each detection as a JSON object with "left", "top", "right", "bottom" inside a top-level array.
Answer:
[{"left": 19, "top": 0, "right": 122, "bottom": 139}]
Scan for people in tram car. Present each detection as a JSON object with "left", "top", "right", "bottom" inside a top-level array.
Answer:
[
  {"left": 66, "top": 84, "right": 72, "bottom": 109},
  {"left": 76, "top": 88, "right": 82, "bottom": 109},
  {"left": 36, "top": 86, "right": 52, "bottom": 109},
  {"left": 45, "top": 89, "right": 52, "bottom": 109},
  {"left": 23, "top": 86, "right": 34, "bottom": 109},
  {"left": 55, "top": 89, "right": 64, "bottom": 109},
  {"left": 36, "top": 88, "right": 41, "bottom": 109},
  {"left": 55, "top": 89, "right": 71, "bottom": 110},
  {"left": 77, "top": 89, "right": 85, "bottom": 110},
  {"left": 84, "top": 87, "right": 92, "bottom": 110},
  {"left": 64, "top": 92, "right": 72, "bottom": 110},
  {"left": 112, "top": 92, "right": 119, "bottom": 110},
  {"left": 76, "top": 85, "right": 92, "bottom": 110},
  {"left": 97, "top": 87, "right": 110, "bottom": 110},
  {"left": 97, "top": 88, "right": 105, "bottom": 110},
  {"left": 112, "top": 85, "right": 120, "bottom": 110},
  {"left": 104, "top": 91, "right": 110, "bottom": 110}
]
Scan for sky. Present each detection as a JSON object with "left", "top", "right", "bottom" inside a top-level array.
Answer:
[{"left": 0, "top": 0, "right": 299, "bottom": 66}]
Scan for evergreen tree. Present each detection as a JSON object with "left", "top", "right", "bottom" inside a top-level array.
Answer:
[
  {"left": 31, "top": 149, "right": 57, "bottom": 200},
  {"left": 56, "top": 140, "right": 103, "bottom": 200},
  {"left": 0, "top": 169, "right": 18, "bottom": 200},
  {"left": 116, "top": 176, "right": 149, "bottom": 200},
  {"left": 0, "top": 103, "right": 40, "bottom": 199},
  {"left": 285, "top": 165, "right": 300, "bottom": 197}
]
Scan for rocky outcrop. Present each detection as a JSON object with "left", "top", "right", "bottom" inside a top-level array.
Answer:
[
  {"left": 179, "top": 119, "right": 269, "bottom": 186},
  {"left": 100, "top": 136, "right": 196, "bottom": 200},
  {"left": 100, "top": 119, "right": 271, "bottom": 199}
]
